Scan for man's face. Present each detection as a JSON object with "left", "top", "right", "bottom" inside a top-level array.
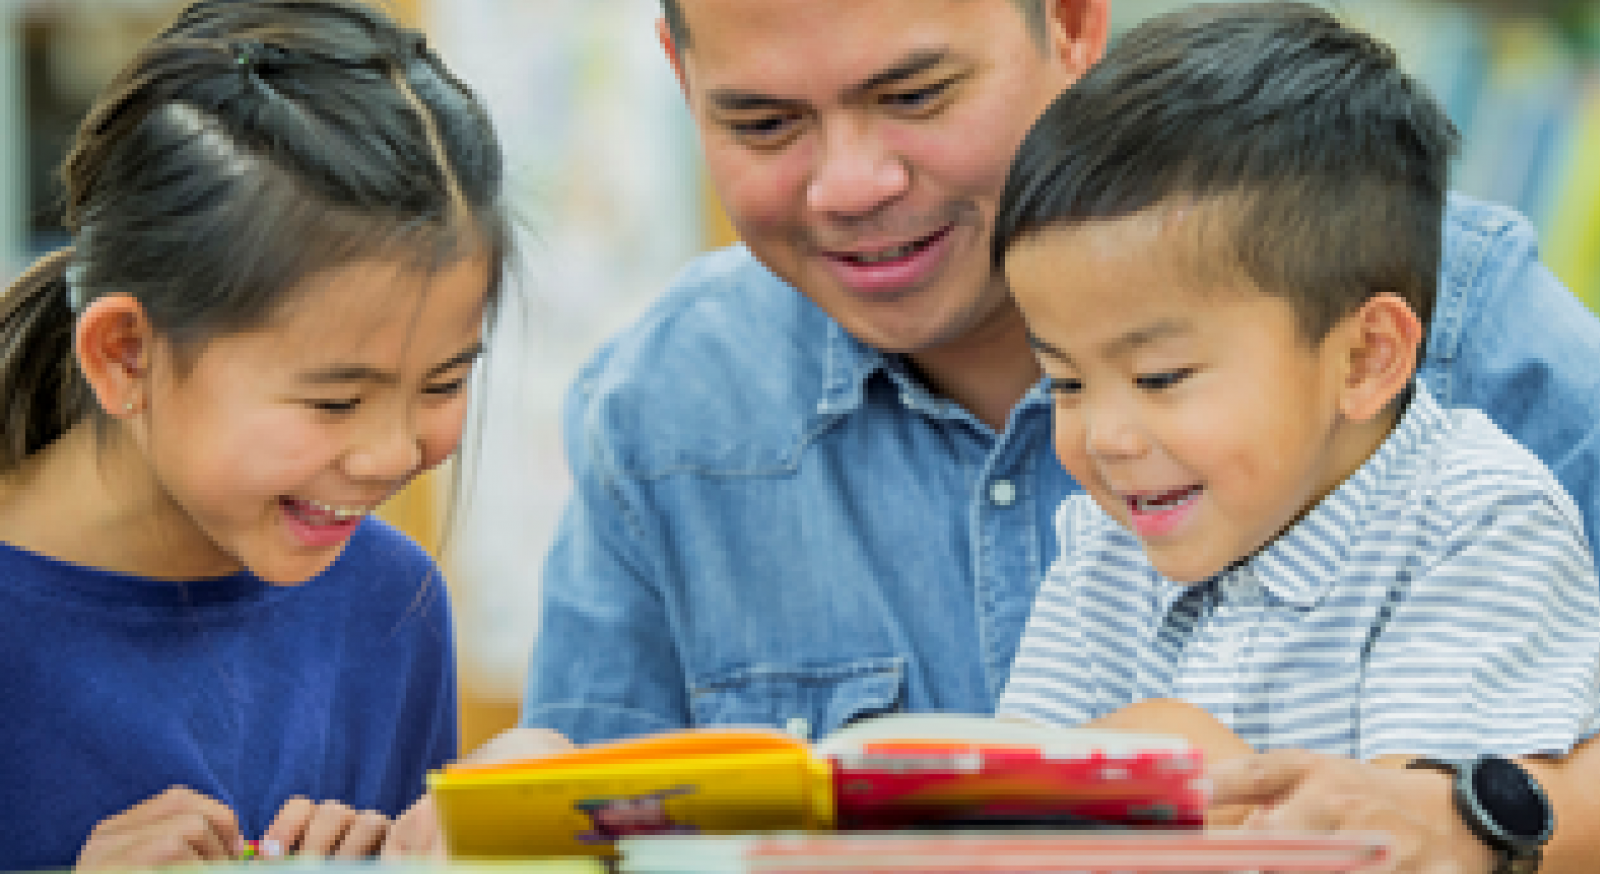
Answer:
[{"left": 666, "top": 0, "right": 1104, "bottom": 356}]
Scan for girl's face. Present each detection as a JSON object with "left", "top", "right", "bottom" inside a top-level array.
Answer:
[{"left": 136, "top": 254, "right": 490, "bottom": 584}]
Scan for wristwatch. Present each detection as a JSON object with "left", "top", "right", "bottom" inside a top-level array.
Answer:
[{"left": 1406, "top": 756, "right": 1554, "bottom": 874}]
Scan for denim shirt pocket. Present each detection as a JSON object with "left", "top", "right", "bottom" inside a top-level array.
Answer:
[{"left": 689, "top": 657, "right": 905, "bottom": 741}]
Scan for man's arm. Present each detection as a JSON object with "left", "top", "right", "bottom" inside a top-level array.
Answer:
[
  {"left": 520, "top": 373, "right": 693, "bottom": 744},
  {"left": 1428, "top": 194, "right": 1600, "bottom": 552}
]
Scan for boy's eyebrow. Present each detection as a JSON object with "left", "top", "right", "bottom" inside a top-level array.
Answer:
[
  {"left": 706, "top": 49, "right": 953, "bottom": 113},
  {"left": 1027, "top": 319, "right": 1193, "bottom": 364},
  {"left": 298, "top": 342, "right": 485, "bottom": 386}
]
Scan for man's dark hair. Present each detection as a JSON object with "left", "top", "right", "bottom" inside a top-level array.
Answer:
[
  {"left": 661, "top": 0, "right": 1049, "bottom": 54},
  {"left": 993, "top": 1, "right": 1459, "bottom": 345}
]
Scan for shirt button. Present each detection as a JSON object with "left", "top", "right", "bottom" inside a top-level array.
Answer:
[
  {"left": 990, "top": 480, "right": 1018, "bottom": 506},
  {"left": 785, "top": 717, "right": 811, "bottom": 740}
]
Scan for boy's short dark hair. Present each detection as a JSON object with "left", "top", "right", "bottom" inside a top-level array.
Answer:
[{"left": 993, "top": 1, "right": 1460, "bottom": 344}]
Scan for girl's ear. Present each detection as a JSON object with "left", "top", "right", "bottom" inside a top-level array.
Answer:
[
  {"left": 75, "top": 294, "right": 153, "bottom": 417},
  {"left": 1336, "top": 293, "right": 1423, "bottom": 423}
]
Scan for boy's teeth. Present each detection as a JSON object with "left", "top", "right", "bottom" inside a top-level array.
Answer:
[{"left": 1133, "top": 487, "right": 1200, "bottom": 512}]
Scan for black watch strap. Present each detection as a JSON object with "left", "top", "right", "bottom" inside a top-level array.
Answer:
[{"left": 1407, "top": 756, "right": 1552, "bottom": 874}]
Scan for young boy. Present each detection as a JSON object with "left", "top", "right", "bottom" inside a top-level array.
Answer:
[{"left": 993, "top": 2, "right": 1600, "bottom": 766}]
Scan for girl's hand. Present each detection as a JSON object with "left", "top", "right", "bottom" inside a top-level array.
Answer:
[
  {"left": 262, "top": 797, "right": 391, "bottom": 858},
  {"left": 381, "top": 794, "right": 446, "bottom": 860},
  {"left": 75, "top": 786, "right": 242, "bottom": 869}
]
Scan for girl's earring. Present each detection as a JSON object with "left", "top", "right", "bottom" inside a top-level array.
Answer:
[{"left": 123, "top": 400, "right": 136, "bottom": 414}]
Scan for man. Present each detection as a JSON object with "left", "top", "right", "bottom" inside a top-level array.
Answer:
[{"left": 522, "top": 1, "right": 1600, "bottom": 870}]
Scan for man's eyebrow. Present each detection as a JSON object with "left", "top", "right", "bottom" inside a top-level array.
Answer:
[
  {"left": 1026, "top": 320, "right": 1192, "bottom": 364},
  {"left": 705, "top": 49, "right": 953, "bottom": 113},
  {"left": 297, "top": 342, "right": 485, "bottom": 386}
]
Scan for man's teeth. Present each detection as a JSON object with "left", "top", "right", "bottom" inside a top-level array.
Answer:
[
  {"left": 850, "top": 242, "right": 920, "bottom": 264},
  {"left": 307, "top": 499, "right": 369, "bottom": 520}
]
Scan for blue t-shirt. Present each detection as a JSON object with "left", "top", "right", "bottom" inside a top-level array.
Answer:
[
  {"left": 523, "top": 193, "right": 1600, "bottom": 746},
  {"left": 0, "top": 519, "right": 456, "bottom": 870}
]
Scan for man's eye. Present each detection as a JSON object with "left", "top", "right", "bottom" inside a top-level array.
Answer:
[
  {"left": 1046, "top": 377, "right": 1083, "bottom": 396},
  {"left": 883, "top": 80, "right": 953, "bottom": 111},
  {"left": 1135, "top": 369, "right": 1195, "bottom": 391},
  {"left": 308, "top": 398, "right": 361, "bottom": 413}
]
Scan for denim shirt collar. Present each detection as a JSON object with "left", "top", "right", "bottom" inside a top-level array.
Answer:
[{"left": 814, "top": 318, "right": 1055, "bottom": 423}]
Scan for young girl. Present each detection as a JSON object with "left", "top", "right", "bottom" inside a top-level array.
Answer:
[{"left": 0, "top": 0, "right": 511, "bottom": 867}]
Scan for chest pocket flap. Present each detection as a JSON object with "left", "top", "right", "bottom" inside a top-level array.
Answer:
[{"left": 690, "top": 657, "right": 904, "bottom": 741}]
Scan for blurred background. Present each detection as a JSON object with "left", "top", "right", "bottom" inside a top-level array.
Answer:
[{"left": 2, "top": 0, "right": 1597, "bottom": 753}]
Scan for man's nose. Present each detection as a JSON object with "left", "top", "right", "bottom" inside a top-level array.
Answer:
[{"left": 806, "top": 119, "right": 910, "bottom": 220}]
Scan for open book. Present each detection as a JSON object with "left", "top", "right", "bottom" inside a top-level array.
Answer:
[{"left": 429, "top": 713, "right": 1208, "bottom": 860}]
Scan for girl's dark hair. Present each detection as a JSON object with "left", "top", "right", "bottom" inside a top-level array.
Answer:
[
  {"left": 993, "top": 1, "right": 1460, "bottom": 347},
  {"left": 0, "top": 0, "right": 510, "bottom": 471}
]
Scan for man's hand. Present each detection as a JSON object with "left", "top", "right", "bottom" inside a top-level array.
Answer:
[
  {"left": 75, "top": 786, "right": 242, "bottom": 869},
  {"left": 261, "top": 797, "right": 390, "bottom": 858},
  {"left": 1209, "top": 749, "right": 1494, "bottom": 874}
]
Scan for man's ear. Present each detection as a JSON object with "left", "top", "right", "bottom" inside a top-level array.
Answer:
[
  {"left": 1336, "top": 293, "right": 1423, "bottom": 423},
  {"left": 74, "top": 294, "right": 153, "bottom": 417},
  {"left": 658, "top": 17, "right": 689, "bottom": 97},
  {"left": 1040, "top": 0, "right": 1111, "bottom": 79}
]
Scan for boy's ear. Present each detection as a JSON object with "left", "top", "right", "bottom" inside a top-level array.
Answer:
[
  {"left": 74, "top": 294, "right": 153, "bottom": 418},
  {"left": 1336, "top": 293, "right": 1422, "bottom": 423}
]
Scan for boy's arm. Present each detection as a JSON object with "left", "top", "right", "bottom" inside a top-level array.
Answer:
[{"left": 1082, "top": 698, "right": 1253, "bottom": 765}]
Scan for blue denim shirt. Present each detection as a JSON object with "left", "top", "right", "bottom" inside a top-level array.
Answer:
[{"left": 523, "top": 193, "right": 1600, "bottom": 745}]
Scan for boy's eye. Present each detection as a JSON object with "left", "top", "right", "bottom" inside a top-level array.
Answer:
[
  {"left": 308, "top": 398, "right": 361, "bottom": 413},
  {"left": 1135, "top": 369, "right": 1195, "bottom": 391},
  {"left": 727, "top": 113, "right": 801, "bottom": 146},
  {"left": 1046, "top": 376, "right": 1083, "bottom": 396}
]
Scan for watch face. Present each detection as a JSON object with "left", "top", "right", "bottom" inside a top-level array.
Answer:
[{"left": 1473, "top": 756, "right": 1553, "bottom": 843}]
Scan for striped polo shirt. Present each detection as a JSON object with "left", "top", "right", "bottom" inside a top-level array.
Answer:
[{"left": 999, "top": 383, "right": 1600, "bottom": 761}]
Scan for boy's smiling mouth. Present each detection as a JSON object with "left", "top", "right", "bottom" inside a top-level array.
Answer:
[
  {"left": 1125, "top": 485, "right": 1204, "bottom": 515},
  {"left": 1120, "top": 485, "right": 1205, "bottom": 540}
]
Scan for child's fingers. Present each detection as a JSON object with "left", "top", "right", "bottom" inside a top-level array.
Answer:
[
  {"left": 262, "top": 796, "right": 316, "bottom": 854},
  {"left": 380, "top": 795, "right": 446, "bottom": 861},
  {"left": 267, "top": 799, "right": 390, "bottom": 858},
  {"left": 75, "top": 787, "right": 240, "bottom": 869}
]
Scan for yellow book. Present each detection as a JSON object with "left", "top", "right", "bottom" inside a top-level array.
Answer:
[
  {"left": 430, "top": 728, "right": 835, "bottom": 860},
  {"left": 430, "top": 715, "right": 1205, "bottom": 861}
]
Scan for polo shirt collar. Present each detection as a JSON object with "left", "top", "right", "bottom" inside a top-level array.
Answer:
[{"left": 1245, "top": 382, "right": 1446, "bottom": 609}]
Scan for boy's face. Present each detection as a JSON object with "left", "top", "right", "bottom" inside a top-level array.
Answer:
[
  {"left": 133, "top": 255, "right": 489, "bottom": 584},
  {"left": 664, "top": 0, "right": 1102, "bottom": 356},
  {"left": 1005, "top": 213, "right": 1373, "bottom": 583}
]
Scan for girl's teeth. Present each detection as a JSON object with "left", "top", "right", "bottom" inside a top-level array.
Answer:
[
  {"left": 308, "top": 499, "right": 367, "bottom": 520},
  {"left": 1133, "top": 487, "right": 1200, "bottom": 512}
]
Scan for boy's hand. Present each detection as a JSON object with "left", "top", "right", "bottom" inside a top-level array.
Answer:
[
  {"left": 75, "top": 786, "right": 242, "bottom": 869},
  {"left": 1210, "top": 749, "right": 1494, "bottom": 873},
  {"left": 262, "top": 796, "right": 390, "bottom": 858}
]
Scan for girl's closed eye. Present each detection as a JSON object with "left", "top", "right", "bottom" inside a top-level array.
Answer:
[
  {"left": 1135, "top": 368, "right": 1196, "bottom": 391},
  {"left": 308, "top": 397, "right": 362, "bottom": 413},
  {"left": 424, "top": 377, "right": 469, "bottom": 397},
  {"left": 1046, "top": 376, "right": 1083, "bottom": 396}
]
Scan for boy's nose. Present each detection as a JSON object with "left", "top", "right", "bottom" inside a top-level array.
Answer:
[{"left": 1085, "top": 409, "right": 1148, "bottom": 461}]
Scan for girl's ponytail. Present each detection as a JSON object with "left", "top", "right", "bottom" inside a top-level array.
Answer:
[{"left": 0, "top": 249, "right": 93, "bottom": 473}]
